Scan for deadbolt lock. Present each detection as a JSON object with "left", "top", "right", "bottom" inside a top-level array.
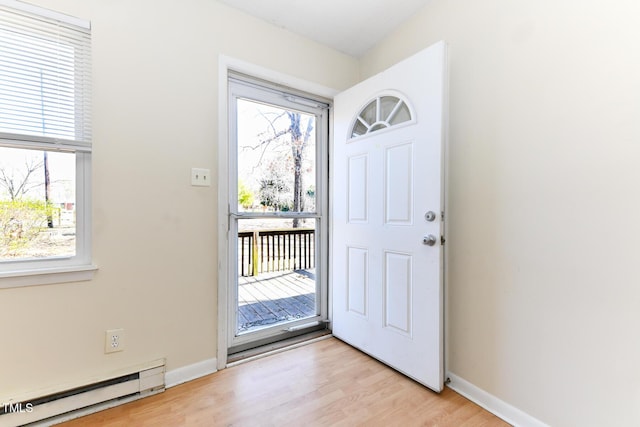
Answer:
[{"left": 425, "top": 211, "right": 436, "bottom": 222}]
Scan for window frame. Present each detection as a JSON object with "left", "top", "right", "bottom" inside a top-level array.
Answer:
[
  {"left": 226, "top": 73, "right": 331, "bottom": 352},
  {"left": 0, "top": 0, "right": 95, "bottom": 288},
  {"left": 347, "top": 91, "right": 416, "bottom": 141}
]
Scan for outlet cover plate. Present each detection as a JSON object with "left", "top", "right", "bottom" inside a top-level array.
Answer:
[{"left": 105, "top": 328, "right": 125, "bottom": 353}]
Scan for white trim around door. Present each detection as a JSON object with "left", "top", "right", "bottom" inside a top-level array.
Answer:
[{"left": 217, "top": 56, "right": 337, "bottom": 370}]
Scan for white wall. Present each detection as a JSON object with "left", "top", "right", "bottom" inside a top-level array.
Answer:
[
  {"left": 0, "top": 0, "right": 358, "bottom": 399},
  {"left": 362, "top": 0, "right": 640, "bottom": 425}
]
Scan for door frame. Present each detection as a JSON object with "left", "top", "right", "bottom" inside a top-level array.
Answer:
[
  {"left": 217, "top": 56, "right": 337, "bottom": 369},
  {"left": 227, "top": 76, "right": 330, "bottom": 351}
]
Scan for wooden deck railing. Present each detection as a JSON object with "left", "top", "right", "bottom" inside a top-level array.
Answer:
[{"left": 238, "top": 228, "right": 315, "bottom": 277}]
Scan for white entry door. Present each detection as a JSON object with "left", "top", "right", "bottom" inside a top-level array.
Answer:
[{"left": 332, "top": 41, "right": 447, "bottom": 392}]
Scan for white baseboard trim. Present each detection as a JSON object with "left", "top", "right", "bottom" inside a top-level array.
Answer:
[
  {"left": 165, "top": 358, "right": 218, "bottom": 388},
  {"left": 446, "top": 372, "right": 549, "bottom": 427}
]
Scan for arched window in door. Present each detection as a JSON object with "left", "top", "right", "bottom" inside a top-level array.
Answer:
[{"left": 349, "top": 93, "right": 414, "bottom": 139}]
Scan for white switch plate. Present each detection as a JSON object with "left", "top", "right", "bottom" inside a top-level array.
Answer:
[{"left": 191, "top": 168, "right": 211, "bottom": 186}]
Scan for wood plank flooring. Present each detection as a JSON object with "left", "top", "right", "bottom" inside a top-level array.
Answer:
[
  {"left": 238, "top": 270, "right": 316, "bottom": 332},
  {"left": 60, "top": 338, "right": 510, "bottom": 427}
]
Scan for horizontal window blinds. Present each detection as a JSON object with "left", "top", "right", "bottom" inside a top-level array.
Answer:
[{"left": 0, "top": 0, "right": 91, "bottom": 150}]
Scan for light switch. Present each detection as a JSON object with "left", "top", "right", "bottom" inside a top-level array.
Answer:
[{"left": 191, "top": 168, "right": 210, "bottom": 186}]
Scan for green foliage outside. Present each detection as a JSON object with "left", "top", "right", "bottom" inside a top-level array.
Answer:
[
  {"left": 238, "top": 180, "right": 255, "bottom": 209},
  {"left": 0, "top": 199, "right": 53, "bottom": 257}
]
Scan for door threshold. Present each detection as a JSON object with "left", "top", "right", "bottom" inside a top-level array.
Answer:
[{"left": 227, "top": 330, "right": 332, "bottom": 366}]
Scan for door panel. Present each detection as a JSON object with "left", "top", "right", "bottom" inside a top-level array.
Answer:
[
  {"left": 332, "top": 41, "right": 447, "bottom": 391},
  {"left": 347, "top": 246, "right": 368, "bottom": 316},
  {"left": 385, "top": 142, "right": 413, "bottom": 224},
  {"left": 347, "top": 155, "right": 368, "bottom": 223},
  {"left": 384, "top": 251, "right": 412, "bottom": 335},
  {"left": 228, "top": 77, "right": 329, "bottom": 352}
]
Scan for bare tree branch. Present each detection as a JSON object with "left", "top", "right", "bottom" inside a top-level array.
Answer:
[
  {"left": 240, "top": 110, "right": 296, "bottom": 172},
  {"left": 240, "top": 106, "right": 316, "bottom": 226},
  {"left": 0, "top": 157, "right": 43, "bottom": 200}
]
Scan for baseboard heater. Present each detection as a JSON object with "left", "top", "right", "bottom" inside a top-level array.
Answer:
[{"left": 0, "top": 360, "right": 165, "bottom": 427}]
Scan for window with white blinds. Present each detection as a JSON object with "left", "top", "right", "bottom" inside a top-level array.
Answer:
[
  {"left": 0, "top": 0, "right": 91, "bottom": 150},
  {"left": 0, "top": 1, "right": 94, "bottom": 288}
]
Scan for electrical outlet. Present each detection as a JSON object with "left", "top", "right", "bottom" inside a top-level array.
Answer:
[
  {"left": 105, "top": 328, "right": 125, "bottom": 354},
  {"left": 191, "top": 168, "right": 211, "bottom": 186}
]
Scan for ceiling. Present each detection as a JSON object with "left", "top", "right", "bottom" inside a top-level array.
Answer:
[{"left": 217, "top": 0, "right": 432, "bottom": 57}]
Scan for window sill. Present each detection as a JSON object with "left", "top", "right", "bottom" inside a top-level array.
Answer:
[{"left": 0, "top": 264, "right": 98, "bottom": 289}]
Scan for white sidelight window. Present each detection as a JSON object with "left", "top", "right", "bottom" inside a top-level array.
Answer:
[{"left": 0, "top": 0, "right": 94, "bottom": 287}]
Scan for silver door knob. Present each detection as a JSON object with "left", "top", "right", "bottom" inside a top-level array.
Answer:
[{"left": 422, "top": 235, "right": 437, "bottom": 246}]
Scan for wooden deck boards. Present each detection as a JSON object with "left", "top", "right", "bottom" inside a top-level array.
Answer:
[{"left": 238, "top": 270, "right": 316, "bottom": 332}]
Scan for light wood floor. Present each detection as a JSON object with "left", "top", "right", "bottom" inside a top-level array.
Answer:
[{"left": 61, "top": 338, "right": 510, "bottom": 426}]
